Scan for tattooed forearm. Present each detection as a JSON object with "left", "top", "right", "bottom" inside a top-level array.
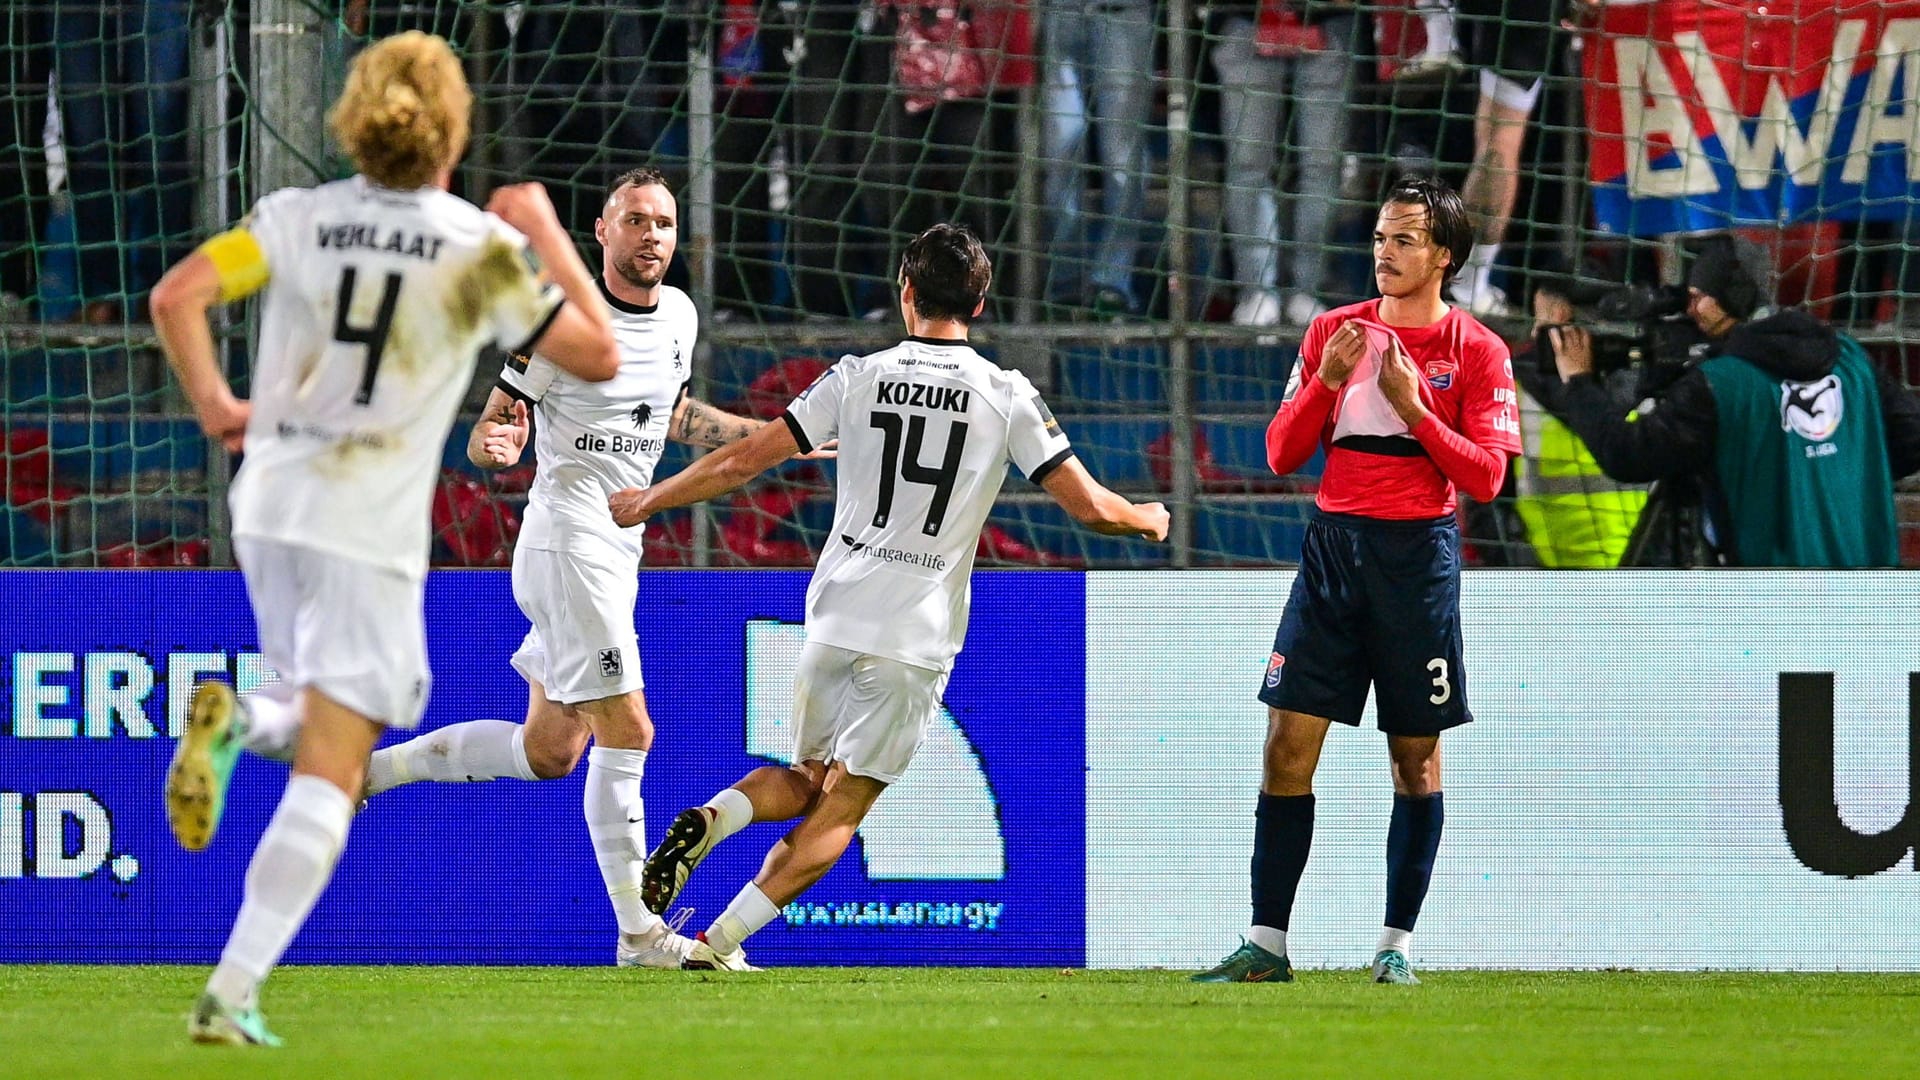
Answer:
[{"left": 671, "top": 397, "right": 763, "bottom": 448}]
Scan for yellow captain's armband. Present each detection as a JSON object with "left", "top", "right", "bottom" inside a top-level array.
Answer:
[{"left": 199, "top": 228, "right": 270, "bottom": 303}]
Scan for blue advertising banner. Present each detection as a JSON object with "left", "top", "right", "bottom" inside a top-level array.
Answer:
[{"left": 0, "top": 570, "right": 1087, "bottom": 967}]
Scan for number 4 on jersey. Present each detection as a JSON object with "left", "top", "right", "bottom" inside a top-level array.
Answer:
[{"left": 333, "top": 267, "right": 402, "bottom": 406}]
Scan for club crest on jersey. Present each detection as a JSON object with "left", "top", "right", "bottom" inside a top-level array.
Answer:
[
  {"left": 1424, "top": 360, "right": 1456, "bottom": 391},
  {"left": 631, "top": 402, "right": 652, "bottom": 429},
  {"left": 1265, "top": 652, "right": 1286, "bottom": 688},
  {"left": 598, "top": 648, "right": 624, "bottom": 678},
  {"left": 1780, "top": 374, "right": 1843, "bottom": 441}
]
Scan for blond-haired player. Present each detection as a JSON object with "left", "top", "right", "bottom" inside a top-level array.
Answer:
[{"left": 151, "top": 32, "right": 618, "bottom": 1045}]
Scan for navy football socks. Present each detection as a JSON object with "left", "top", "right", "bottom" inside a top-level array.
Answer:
[
  {"left": 1384, "top": 791, "right": 1445, "bottom": 932},
  {"left": 1251, "top": 792, "right": 1315, "bottom": 933}
]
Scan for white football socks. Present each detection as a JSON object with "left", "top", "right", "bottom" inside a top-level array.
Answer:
[
  {"left": 206, "top": 774, "right": 354, "bottom": 1008},
  {"left": 364, "top": 719, "right": 537, "bottom": 796},
  {"left": 1248, "top": 925, "right": 1287, "bottom": 958},
  {"left": 583, "top": 746, "right": 663, "bottom": 940},
  {"left": 704, "top": 882, "right": 781, "bottom": 955},
  {"left": 1377, "top": 927, "right": 1413, "bottom": 955},
  {"left": 704, "top": 787, "right": 754, "bottom": 844},
  {"left": 237, "top": 689, "right": 302, "bottom": 763}
]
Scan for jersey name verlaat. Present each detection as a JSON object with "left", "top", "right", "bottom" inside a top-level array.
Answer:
[{"left": 226, "top": 176, "right": 564, "bottom": 579}]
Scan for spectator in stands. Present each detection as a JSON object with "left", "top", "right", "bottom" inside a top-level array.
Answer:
[
  {"left": 1038, "top": 0, "right": 1155, "bottom": 318},
  {"left": 1446, "top": 0, "right": 1562, "bottom": 320},
  {"left": 0, "top": 18, "right": 50, "bottom": 310},
  {"left": 502, "top": 2, "right": 665, "bottom": 231},
  {"left": 871, "top": 1, "right": 1035, "bottom": 319},
  {"left": 49, "top": 0, "right": 194, "bottom": 320},
  {"left": 1548, "top": 233, "right": 1920, "bottom": 567},
  {"left": 777, "top": 2, "right": 896, "bottom": 319},
  {"left": 1205, "top": 0, "right": 1359, "bottom": 327}
]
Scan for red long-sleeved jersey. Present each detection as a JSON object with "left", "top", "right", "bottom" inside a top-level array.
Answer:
[{"left": 1266, "top": 299, "right": 1520, "bottom": 517}]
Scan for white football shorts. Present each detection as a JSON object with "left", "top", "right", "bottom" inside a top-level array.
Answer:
[
  {"left": 792, "top": 640, "right": 949, "bottom": 785},
  {"left": 510, "top": 543, "right": 645, "bottom": 705},
  {"left": 235, "top": 536, "right": 431, "bottom": 728}
]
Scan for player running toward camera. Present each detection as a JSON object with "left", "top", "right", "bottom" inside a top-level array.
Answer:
[
  {"left": 608, "top": 223, "right": 1169, "bottom": 970},
  {"left": 357, "top": 166, "right": 794, "bottom": 970},
  {"left": 152, "top": 32, "right": 619, "bottom": 1045},
  {"left": 1193, "top": 176, "right": 1519, "bottom": 986}
]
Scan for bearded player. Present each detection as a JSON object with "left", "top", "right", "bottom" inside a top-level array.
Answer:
[{"left": 352, "top": 167, "right": 794, "bottom": 969}]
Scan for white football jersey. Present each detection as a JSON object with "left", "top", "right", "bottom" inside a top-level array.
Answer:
[
  {"left": 228, "top": 176, "right": 564, "bottom": 578},
  {"left": 783, "top": 337, "right": 1073, "bottom": 672},
  {"left": 499, "top": 283, "right": 697, "bottom": 557}
]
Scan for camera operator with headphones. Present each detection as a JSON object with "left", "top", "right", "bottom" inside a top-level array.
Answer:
[{"left": 1547, "top": 233, "right": 1920, "bottom": 567}]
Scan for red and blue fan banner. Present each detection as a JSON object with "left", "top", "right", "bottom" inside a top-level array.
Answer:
[{"left": 1585, "top": 0, "right": 1920, "bottom": 236}]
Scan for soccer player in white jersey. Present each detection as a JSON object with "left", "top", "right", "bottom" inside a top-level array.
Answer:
[
  {"left": 607, "top": 224, "right": 1170, "bottom": 969},
  {"left": 149, "top": 32, "right": 618, "bottom": 1045},
  {"left": 355, "top": 166, "right": 782, "bottom": 969}
]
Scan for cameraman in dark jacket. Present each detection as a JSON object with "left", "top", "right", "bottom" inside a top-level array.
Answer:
[{"left": 1548, "top": 234, "right": 1920, "bottom": 567}]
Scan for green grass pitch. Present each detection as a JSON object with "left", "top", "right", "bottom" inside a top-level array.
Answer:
[{"left": 3, "top": 966, "right": 1914, "bottom": 1078}]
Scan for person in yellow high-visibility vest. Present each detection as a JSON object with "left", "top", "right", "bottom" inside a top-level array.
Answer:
[{"left": 1512, "top": 288, "right": 1647, "bottom": 567}]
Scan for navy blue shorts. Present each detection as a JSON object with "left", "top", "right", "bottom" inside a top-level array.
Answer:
[{"left": 1257, "top": 511, "right": 1472, "bottom": 736}]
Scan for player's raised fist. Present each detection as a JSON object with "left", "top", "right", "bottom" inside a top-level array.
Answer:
[
  {"left": 1138, "top": 501, "right": 1171, "bottom": 542},
  {"left": 1319, "top": 320, "right": 1366, "bottom": 389},
  {"left": 485, "top": 182, "right": 562, "bottom": 237}
]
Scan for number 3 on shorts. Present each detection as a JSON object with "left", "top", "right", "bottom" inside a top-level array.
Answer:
[{"left": 1426, "top": 657, "right": 1451, "bottom": 705}]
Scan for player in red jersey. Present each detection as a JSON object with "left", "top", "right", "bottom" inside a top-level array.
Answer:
[{"left": 1196, "top": 176, "right": 1519, "bottom": 986}]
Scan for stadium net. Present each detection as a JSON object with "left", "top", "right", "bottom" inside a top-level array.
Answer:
[{"left": 2, "top": 1, "right": 1917, "bottom": 569}]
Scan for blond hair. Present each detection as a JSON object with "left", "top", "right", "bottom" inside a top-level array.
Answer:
[{"left": 328, "top": 32, "right": 471, "bottom": 190}]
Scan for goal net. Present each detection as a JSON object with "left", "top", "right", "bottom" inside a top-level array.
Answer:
[{"left": 1, "top": 1, "right": 1912, "bottom": 568}]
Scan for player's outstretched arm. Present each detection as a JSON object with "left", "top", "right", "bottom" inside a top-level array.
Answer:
[
  {"left": 1041, "top": 457, "right": 1170, "bottom": 540},
  {"left": 467, "top": 387, "right": 530, "bottom": 470},
  {"left": 668, "top": 396, "right": 835, "bottom": 458},
  {"left": 487, "top": 182, "right": 619, "bottom": 382},
  {"left": 669, "top": 394, "right": 762, "bottom": 449},
  {"left": 152, "top": 248, "right": 252, "bottom": 453},
  {"left": 609, "top": 416, "right": 802, "bottom": 527}
]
